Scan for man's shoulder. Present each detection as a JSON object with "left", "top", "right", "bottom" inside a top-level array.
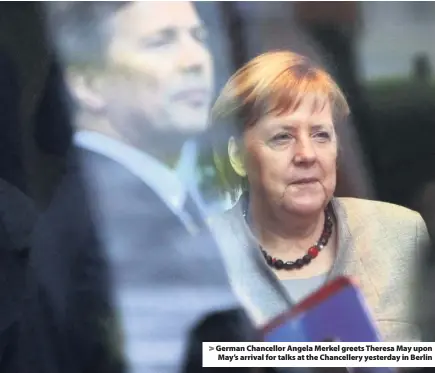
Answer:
[
  {"left": 71, "top": 147, "right": 185, "bottom": 237},
  {"left": 73, "top": 146, "right": 131, "bottom": 174},
  {"left": 37, "top": 147, "right": 168, "bottom": 247},
  {"left": 69, "top": 147, "right": 155, "bottom": 197}
]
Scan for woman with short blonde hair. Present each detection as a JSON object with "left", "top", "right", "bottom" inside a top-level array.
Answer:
[{"left": 210, "top": 50, "right": 429, "bottom": 342}]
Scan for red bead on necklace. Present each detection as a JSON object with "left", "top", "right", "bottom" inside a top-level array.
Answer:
[{"left": 259, "top": 207, "right": 333, "bottom": 271}]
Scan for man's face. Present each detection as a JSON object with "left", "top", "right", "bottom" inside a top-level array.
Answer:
[{"left": 102, "top": 1, "right": 213, "bottom": 136}]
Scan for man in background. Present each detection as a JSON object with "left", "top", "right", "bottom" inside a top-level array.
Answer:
[
  {"left": 28, "top": 2, "right": 252, "bottom": 373},
  {"left": 61, "top": 1, "right": 214, "bottom": 215}
]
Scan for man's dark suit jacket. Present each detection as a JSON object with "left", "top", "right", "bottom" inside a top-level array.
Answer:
[
  {"left": 21, "top": 146, "right": 254, "bottom": 373},
  {"left": 15, "top": 149, "right": 121, "bottom": 373},
  {"left": 0, "top": 179, "right": 38, "bottom": 372}
]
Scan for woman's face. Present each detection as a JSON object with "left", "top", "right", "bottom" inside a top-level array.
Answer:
[{"left": 242, "top": 95, "right": 337, "bottom": 216}]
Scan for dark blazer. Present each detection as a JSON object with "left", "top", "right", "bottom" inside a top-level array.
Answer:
[
  {"left": 17, "top": 149, "right": 121, "bottom": 373},
  {"left": 0, "top": 52, "right": 26, "bottom": 191},
  {"left": 23, "top": 146, "right": 251, "bottom": 373},
  {"left": 77, "top": 146, "right": 253, "bottom": 372},
  {"left": 0, "top": 179, "right": 38, "bottom": 372}
]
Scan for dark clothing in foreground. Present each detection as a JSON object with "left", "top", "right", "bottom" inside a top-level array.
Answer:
[
  {"left": 0, "top": 179, "right": 38, "bottom": 371},
  {"left": 14, "top": 151, "right": 122, "bottom": 373},
  {"left": 15, "top": 145, "right": 254, "bottom": 373}
]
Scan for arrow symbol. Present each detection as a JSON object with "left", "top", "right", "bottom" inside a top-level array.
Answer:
[{"left": 209, "top": 346, "right": 214, "bottom": 351}]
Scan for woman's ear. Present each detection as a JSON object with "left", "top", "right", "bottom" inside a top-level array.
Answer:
[
  {"left": 228, "top": 136, "right": 247, "bottom": 177},
  {"left": 65, "top": 68, "right": 106, "bottom": 113}
]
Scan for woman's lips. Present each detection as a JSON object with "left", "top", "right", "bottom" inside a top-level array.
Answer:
[{"left": 291, "top": 178, "right": 319, "bottom": 185}]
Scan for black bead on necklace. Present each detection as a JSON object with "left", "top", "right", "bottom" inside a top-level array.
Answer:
[{"left": 243, "top": 203, "right": 334, "bottom": 271}]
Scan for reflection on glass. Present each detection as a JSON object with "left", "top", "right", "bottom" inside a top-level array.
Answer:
[{"left": 45, "top": 2, "right": 241, "bottom": 373}]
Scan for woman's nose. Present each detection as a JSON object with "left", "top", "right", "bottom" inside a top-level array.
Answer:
[{"left": 293, "top": 138, "right": 317, "bottom": 164}]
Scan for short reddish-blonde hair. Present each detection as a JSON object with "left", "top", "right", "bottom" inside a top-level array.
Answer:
[
  {"left": 211, "top": 50, "right": 350, "bottom": 200},
  {"left": 212, "top": 50, "right": 349, "bottom": 133}
]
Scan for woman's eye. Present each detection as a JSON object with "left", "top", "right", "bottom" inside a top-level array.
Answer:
[
  {"left": 314, "top": 131, "right": 331, "bottom": 141},
  {"left": 271, "top": 133, "right": 291, "bottom": 142}
]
